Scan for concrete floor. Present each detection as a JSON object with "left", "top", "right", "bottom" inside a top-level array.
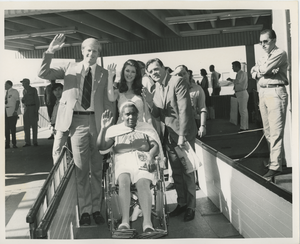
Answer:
[
  {"left": 74, "top": 189, "right": 242, "bottom": 239},
  {"left": 4, "top": 125, "right": 243, "bottom": 240}
]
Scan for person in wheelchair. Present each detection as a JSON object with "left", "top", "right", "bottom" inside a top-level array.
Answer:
[{"left": 97, "top": 101, "right": 164, "bottom": 234}]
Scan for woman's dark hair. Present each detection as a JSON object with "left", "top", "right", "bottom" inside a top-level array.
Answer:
[
  {"left": 200, "top": 69, "right": 207, "bottom": 76},
  {"left": 119, "top": 59, "right": 143, "bottom": 96}
]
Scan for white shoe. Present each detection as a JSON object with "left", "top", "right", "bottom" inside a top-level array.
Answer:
[{"left": 129, "top": 205, "right": 143, "bottom": 221}]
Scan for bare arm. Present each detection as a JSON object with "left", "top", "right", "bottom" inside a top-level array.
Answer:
[
  {"left": 107, "top": 63, "right": 119, "bottom": 102},
  {"left": 147, "top": 137, "right": 159, "bottom": 172},
  {"left": 148, "top": 138, "right": 159, "bottom": 159},
  {"left": 97, "top": 110, "right": 115, "bottom": 150}
]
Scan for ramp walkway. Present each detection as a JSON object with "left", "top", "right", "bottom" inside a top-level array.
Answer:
[{"left": 5, "top": 124, "right": 243, "bottom": 239}]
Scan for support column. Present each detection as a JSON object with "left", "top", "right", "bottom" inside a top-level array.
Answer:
[
  {"left": 272, "top": 10, "right": 292, "bottom": 168},
  {"left": 245, "top": 44, "right": 255, "bottom": 76},
  {"left": 245, "top": 44, "right": 257, "bottom": 123}
]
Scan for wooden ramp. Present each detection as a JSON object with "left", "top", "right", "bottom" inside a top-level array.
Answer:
[{"left": 74, "top": 189, "right": 242, "bottom": 239}]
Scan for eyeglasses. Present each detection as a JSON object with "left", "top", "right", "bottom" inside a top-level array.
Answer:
[{"left": 259, "top": 39, "right": 272, "bottom": 45}]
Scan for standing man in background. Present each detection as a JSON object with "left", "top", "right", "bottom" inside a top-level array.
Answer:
[
  {"left": 5, "top": 80, "right": 21, "bottom": 149},
  {"left": 44, "top": 79, "right": 56, "bottom": 139},
  {"left": 250, "top": 29, "right": 289, "bottom": 179},
  {"left": 38, "top": 34, "right": 116, "bottom": 226},
  {"left": 21, "top": 78, "right": 40, "bottom": 147},
  {"left": 209, "top": 64, "right": 221, "bottom": 96},
  {"left": 227, "top": 61, "right": 249, "bottom": 131}
]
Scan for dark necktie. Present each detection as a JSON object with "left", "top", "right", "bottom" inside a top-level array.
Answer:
[{"left": 81, "top": 67, "right": 92, "bottom": 110}]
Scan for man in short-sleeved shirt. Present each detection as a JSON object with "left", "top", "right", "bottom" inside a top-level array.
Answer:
[
  {"left": 5, "top": 80, "right": 21, "bottom": 148},
  {"left": 227, "top": 61, "right": 249, "bottom": 131}
]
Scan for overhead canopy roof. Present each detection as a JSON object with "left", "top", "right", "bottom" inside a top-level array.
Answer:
[{"left": 5, "top": 9, "right": 272, "bottom": 58}]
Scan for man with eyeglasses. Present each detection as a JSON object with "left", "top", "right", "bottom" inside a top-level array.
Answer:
[{"left": 250, "top": 29, "right": 289, "bottom": 179}]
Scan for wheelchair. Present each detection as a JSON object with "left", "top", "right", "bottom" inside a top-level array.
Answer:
[{"left": 102, "top": 151, "right": 169, "bottom": 239}]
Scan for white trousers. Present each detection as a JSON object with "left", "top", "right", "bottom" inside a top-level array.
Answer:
[
  {"left": 235, "top": 90, "right": 249, "bottom": 130},
  {"left": 259, "top": 86, "right": 288, "bottom": 171}
]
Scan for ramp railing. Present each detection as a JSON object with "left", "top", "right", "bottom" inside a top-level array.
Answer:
[{"left": 26, "top": 146, "right": 73, "bottom": 239}]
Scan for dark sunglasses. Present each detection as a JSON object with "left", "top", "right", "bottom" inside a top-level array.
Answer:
[{"left": 259, "top": 39, "right": 272, "bottom": 45}]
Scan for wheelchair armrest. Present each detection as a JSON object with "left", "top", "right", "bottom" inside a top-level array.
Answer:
[{"left": 154, "top": 156, "right": 167, "bottom": 170}]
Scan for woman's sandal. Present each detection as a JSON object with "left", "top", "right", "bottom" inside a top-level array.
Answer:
[
  {"left": 118, "top": 223, "right": 130, "bottom": 230},
  {"left": 143, "top": 225, "right": 154, "bottom": 233}
]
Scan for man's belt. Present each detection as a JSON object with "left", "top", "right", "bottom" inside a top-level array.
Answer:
[
  {"left": 260, "top": 84, "right": 285, "bottom": 88},
  {"left": 73, "top": 111, "right": 95, "bottom": 115},
  {"left": 235, "top": 89, "right": 246, "bottom": 93},
  {"left": 25, "top": 104, "right": 36, "bottom": 106}
]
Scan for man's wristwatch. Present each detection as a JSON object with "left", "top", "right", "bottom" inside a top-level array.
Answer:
[{"left": 200, "top": 125, "right": 206, "bottom": 128}]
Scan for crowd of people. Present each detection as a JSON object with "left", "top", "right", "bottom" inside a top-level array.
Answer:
[{"left": 4, "top": 29, "right": 289, "bottom": 233}]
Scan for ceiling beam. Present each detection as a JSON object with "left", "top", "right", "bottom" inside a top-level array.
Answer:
[
  {"left": 86, "top": 10, "right": 146, "bottom": 40},
  {"left": 4, "top": 46, "right": 19, "bottom": 51},
  {"left": 31, "top": 13, "right": 114, "bottom": 42},
  {"left": 219, "top": 10, "right": 271, "bottom": 20},
  {"left": 6, "top": 17, "right": 56, "bottom": 30},
  {"left": 5, "top": 42, "right": 34, "bottom": 50},
  {"left": 166, "top": 10, "right": 271, "bottom": 25},
  {"left": 5, "top": 10, "right": 74, "bottom": 18},
  {"left": 231, "top": 18, "right": 236, "bottom": 27},
  {"left": 177, "top": 10, "right": 196, "bottom": 30},
  {"left": 181, "top": 29, "right": 221, "bottom": 37},
  {"left": 5, "top": 39, "right": 41, "bottom": 47},
  {"left": 5, "top": 21, "right": 24, "bottom": 31},
  {"left": 35, "top": 42, "right": 82, "bottom": 50},
  {"left": 210, "top": 20, "right": 216, "bottom": 28},
  {"left": 180, "top": 24, "right": 263, "bottom": 37},
  {"left": 57, "top": 11, "right": 132, "bottom": 41},
  {"left": 5, "top": 27, "right": 77, "bottom": 40},
  {"left": 252, "top": 16, "right": 259, "bottom": 25},
  {"left": 148, "top": 10, "right": 181, "bottom": 36},
  {"left": 118, "top": 10, "right": 163, "bottom": 38}
]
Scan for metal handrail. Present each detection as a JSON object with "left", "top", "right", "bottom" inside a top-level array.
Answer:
[
  {"left": 35, "top": 159, "right": 75, "bottom": 238},
  {"left": 26, "top": 146, "right": 72, "bottom": 238}
]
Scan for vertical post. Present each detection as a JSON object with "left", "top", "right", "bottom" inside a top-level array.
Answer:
[{"left": 272, "top": 10, "right": 292, "bottom": 168}]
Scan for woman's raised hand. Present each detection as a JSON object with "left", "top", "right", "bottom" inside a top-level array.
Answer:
[
  {"left": 101, "top": 110, "right": 114, "bottom": 128},
  {"left": 47, "top": 34, "right": 66, "bottom": 53},
  {"left": 107, "top": 63, "right": 117, "bottom": 78},
  {"left": 141, "top": 87, "right": 153, "bottom": 104}
]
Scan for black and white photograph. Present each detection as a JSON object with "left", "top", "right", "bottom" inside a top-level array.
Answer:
[{"left": 1, "top": 1, "right": 299, "bottom": 244}]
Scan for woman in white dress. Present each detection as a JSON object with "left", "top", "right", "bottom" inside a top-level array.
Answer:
[{"left": 107, "top": 60, "right": 152, "bottom": 124}]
